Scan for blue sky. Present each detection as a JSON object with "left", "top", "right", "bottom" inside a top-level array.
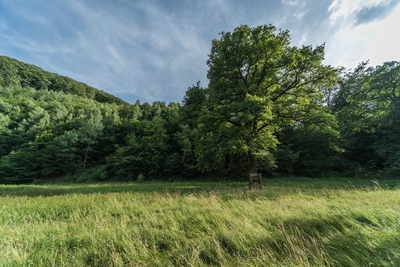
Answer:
[{"left": 0, "top": 0, "right": 399, "bottom": 104}]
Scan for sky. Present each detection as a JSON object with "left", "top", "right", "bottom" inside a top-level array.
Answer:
[{"left": 0, "top": 0, "right": 399, "bottom": 104}]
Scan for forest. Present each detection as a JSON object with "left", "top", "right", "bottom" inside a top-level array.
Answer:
[{"left": 1, "top": 24, "right": 399, "bottom": 184}]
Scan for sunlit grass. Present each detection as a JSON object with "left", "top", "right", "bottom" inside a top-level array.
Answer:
[{"left": 1, "top": 178, "right": 399, "bottom": 266}]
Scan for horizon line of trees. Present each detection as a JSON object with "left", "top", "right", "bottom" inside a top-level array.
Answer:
[{"left": 0, "top": 25, "right": 399, "bottom": 184}]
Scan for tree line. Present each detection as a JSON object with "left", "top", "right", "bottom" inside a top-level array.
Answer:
[{"left": 0, "top": 24, "right": 399, "bottom": 184}]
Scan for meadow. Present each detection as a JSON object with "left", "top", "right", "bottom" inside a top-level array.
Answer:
[{"left": 1, "top": 178, "right": 399, "bottom": 266}]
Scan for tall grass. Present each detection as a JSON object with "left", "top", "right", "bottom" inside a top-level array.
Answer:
[{"left": 1, "top": 178, "right": 399, "bottom": 266}]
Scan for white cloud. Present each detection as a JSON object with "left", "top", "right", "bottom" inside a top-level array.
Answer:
[
  {"left": 1, "top": 0, "right": 398, "bottom": 103},
  {"left": 328, "top": 0, "right": 388, "bottom": 25},
  {"left": 63, "top": 0, "right": 214, "bottom": 102},
  {"left": 293, "top": 10, "right": 308, "bottom": 20},
  {"left": 282, "top": 0, "right": 299, "bottom": 6},
  {"left": 298, "top": 34, "right": 307, "bottom": 46},
  {"left": 325, "top": 0, "right": 400, "bottom": 68}
]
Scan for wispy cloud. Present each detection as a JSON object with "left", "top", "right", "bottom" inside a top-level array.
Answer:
[
  {"left": 326, "top": 0, "right": 400, "bottom": 68},
  {"left": 354, "top": 0, "right": 400, "bottom": 25},
  {"left": 293, "top": 10, "right": 308, "bottom": 20},
  {"left": 328, "top": 0, "right": 392, "bottom": 25},
  {"left": 298, "top": 34, "right": 307, "bottom": 46},
  {"left": 281, "top": 0, "right": 300, "bottom": 6},
  {"left": 0, "top": 0, "right": 399, "bottom": 103}
]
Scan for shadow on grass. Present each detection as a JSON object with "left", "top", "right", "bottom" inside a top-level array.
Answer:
[
  {"left": 0, "top": 178, "right": 398, "bottom": 198},
  {"left": 0, "top": 181, "right": 248, "bottom": 198},
  {"left": 261, "top": 214, "right": 400, "bottom": 266}
]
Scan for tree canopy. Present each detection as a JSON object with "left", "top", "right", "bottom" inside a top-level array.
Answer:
[
  {"left": 196, "top": 24, "right": 337, "bottom": 174},
  {"left": 0, "top": 24, "right": 399, "bottom": 184},
  {"left": 0, "top": 56, "right": 126, "bottom": 105}
]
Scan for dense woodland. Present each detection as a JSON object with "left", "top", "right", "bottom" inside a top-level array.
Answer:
[{"left": 1, "top": 25, "right": 399, "bottom": 184}]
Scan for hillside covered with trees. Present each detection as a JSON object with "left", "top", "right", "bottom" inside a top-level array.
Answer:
[{"left": 1, "top": 25, "right": 399, "bottom": 184}]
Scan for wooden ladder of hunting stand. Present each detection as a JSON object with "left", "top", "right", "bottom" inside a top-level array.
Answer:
[{"left": 249, "top": 173, "right": 262, "bottom": 189}]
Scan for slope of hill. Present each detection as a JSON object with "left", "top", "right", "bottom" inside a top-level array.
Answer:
[{"left": 0, "top": 56, "right": 126, "bottom": 105}]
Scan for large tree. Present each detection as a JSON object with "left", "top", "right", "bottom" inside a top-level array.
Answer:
[{"left": 197, "top": 24, "right": 337, "bottom": 174}]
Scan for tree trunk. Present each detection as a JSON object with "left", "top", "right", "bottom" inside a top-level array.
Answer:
[
  {"left": 249, "top": 151, "right": 257, "bottom": 173},
  {"left": 83, "top": 142, "right": 90, "bottom": 170}
]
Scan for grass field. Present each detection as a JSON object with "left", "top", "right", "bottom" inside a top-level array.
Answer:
[{"left": 1, "top": 178, "right": 399, "bottom": 266}]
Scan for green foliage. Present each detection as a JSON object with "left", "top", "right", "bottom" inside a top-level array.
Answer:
[
  {"left": 333, "top": 61, "right": 400, "bottom": 175},
  {"left": 0, "top": 56, "right": 126, "bottom": 104},
  {"left": 0, "top": 85, "right": 117, "bottom": 183},
  {"left": 274, "top": 101, "right": 344, "bottom": 176},
  {"left": 180, "top": 82, "right": 207, "bottom": 128},
  {"left": 137, "top": 173, "right": 145, "bottom": 183},
  {"left": 1, "top": 33, "right": 400, "bottom": 182},
  {"left": 374, "top": 100, "right": 400, "bottom": 174},
  {"left": 113, "top": 117, "right": 170, "bottom": 179},
  {"left": 198, "top": 24, "right": 337, "bottom": 174}
]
